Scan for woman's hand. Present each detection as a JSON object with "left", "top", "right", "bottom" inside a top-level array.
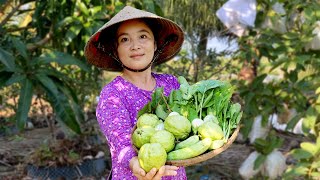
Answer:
[{"left": 130, "top": 156, "right": 178, "bottom": 180}]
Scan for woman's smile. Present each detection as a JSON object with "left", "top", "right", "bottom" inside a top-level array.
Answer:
[{"left": 130, "top": 53, "right": 144, "bottom": 59}]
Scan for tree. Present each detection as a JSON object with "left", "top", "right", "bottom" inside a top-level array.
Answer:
[
  {"left": 0, "top": 0, "right": 161, "bottom": 134},
  {"left": 156, "top": 0, "right": 235, "bottom": 83},
  {"left": 236, "top": 1, "right": 320, "bottom": 178}
]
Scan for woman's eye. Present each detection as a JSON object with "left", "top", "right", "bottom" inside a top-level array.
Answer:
[
  {"left": 120, "top": 37, "right": 128, "bottom": 42},
  {"left": 140, "top": 35, "right": 147, "bottom": 39}
]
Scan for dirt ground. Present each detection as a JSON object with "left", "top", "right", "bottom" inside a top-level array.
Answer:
[{"left": 0, "top": 116, "right": 306, "bottom": 180}]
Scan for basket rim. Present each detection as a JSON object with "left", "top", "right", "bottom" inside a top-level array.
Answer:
[{"left": 131, "top": 124, "right": 241, "bottom": 167}]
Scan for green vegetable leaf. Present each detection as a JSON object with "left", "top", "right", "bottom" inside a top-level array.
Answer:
[
  {"left": 192, "top": 79, "right": 225, "bottom": 94},
  {"left": 178, "top": 76, "right": 189, "bottom": 86}
]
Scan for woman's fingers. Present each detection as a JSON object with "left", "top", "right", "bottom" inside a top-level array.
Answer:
[
  {"left": 163, "top": 165, "right": 179, "bottom": 176},
  {"left": 145, "top": 168, "right": 157, "bottom": 179},
  {"left": 153, "top": 165, "right": 178, "bottom": 179},
  {"left": 131, "top": 161, "right": 179, "bottom": 180},
  {"left": 130, "top": 157, "right": 146, "bottom": 178}
]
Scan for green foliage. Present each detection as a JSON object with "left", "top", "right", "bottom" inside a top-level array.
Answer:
[
  {"left": 235, "top": 0, "right": 320, "bottom": 178},
  {"left": 0, "top": 38, "right": 84, "bottom": 134},
  {"left": 253, "top": 132, "right": 284, "bottom": 170},
  {"left": 283, "top": 136, "right": 320, "bottom": 179},
  {"left": 236, "top": 0, "right": 320, "bottom": 136},
  {"left": 0, "top": 0, "right": 162, "bottom": 135}
]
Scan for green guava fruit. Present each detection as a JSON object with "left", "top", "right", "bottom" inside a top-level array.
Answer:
[
  {"left": 198, "top": 121, "right": 224, "bottom": 140},
  {"left": 150, "top": 130, "right": 175, "bottom": 152},
  {"left": 132, "top": 126, "right": 156, "bottom": 148},
  {"left": 164, "top": 114, "right": 191, "bottom": 140},
  {"left": 138, "top": 143, "right": 167, "bottom": 172},
  {"left": 137, "top": 113, "right": 160, "bottom": 128}
]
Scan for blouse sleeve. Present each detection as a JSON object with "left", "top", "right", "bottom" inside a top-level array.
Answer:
[{"left": 96, "top": 86, "right": 137, "bottom": 169}]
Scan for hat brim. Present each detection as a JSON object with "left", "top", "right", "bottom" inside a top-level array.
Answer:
[{"left": 84, "top": 6, "right": 184, "bottom": 72}]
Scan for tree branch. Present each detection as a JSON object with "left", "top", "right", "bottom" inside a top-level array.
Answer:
[
  {"left": 26, "top": 26, "right": 53, "bottom": 51},
  {"left": 0, "top": 2, "right": 23, "bottom": 27}
]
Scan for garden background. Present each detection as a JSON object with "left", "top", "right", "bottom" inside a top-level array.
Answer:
[{"left": 1, "top": 0, "right": 319, "bottom": 179}]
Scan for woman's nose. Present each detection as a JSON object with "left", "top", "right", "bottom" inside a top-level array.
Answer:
[{"left": 130, "top": 39, "right": 141, "bottom": 50}]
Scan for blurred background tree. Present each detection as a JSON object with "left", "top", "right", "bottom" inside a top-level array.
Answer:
[{"left": 1, "top": 0, "right": 319, "bottom": 179}]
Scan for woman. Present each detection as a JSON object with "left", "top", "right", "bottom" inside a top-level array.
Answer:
[{"left": 84, "top": 6, "right": 187, "bottom": 180}]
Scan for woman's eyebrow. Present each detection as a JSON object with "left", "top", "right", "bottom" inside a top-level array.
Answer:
[{"left": 117, "top": 29, "right": 151, "bottom": 38}]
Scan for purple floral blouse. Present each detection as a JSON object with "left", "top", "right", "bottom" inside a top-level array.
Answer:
[{"left": 96, "top": 72, "right": 187, "bottom": 180}]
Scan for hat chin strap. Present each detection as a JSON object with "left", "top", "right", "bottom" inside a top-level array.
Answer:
[
  {"left": 122, "top": 58, "right": 155, "bottom": 72},
  {"left": 110, "top": 34, "right": 178, "bottom": 72}
]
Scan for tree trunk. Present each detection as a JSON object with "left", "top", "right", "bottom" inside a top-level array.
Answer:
[{"left": 193, "top": 30, "right": 209, "bottom": 82}]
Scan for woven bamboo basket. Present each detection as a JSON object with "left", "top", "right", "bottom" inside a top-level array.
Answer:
[{"left": 131, "top": 124, "right": 240, "bottom": 167}]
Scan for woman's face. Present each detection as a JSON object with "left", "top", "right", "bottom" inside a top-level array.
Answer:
[{"left": 116, "top": 19, "right": 156, "bottom": 71}]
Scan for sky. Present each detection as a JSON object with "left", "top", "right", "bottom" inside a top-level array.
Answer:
[{"left": 207, "top": 37, "right": 238, "bottom": 53}]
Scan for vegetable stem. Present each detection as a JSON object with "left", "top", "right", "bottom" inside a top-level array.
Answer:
[{"left": 161, "top": 92, "right": 171, "bottom": 113}]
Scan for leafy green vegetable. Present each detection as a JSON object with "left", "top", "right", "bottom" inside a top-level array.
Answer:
[{"left": 137, "top": 76, "right": 242, "bottom": 143}]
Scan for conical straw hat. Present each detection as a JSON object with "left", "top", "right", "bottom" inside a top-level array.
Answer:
[{"left": 84, "top": 6, "right": 184, "bottom": 71}]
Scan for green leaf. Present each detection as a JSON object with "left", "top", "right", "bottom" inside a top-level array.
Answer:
[
  {"left": 285, "top": 165, "right": 309, "bottom": 177},
  {"left": 151, "top": 87, "right": 165, "bottom": 108},
  {"left": 89, "top": 6, "right": 102, "bottom": 15},
  {"left": 296, "top": 55, "right": 311, "bottom": 65},
  {"left": 143, "top": 0, "right": 156, "bottom": 13},
  {"left": 300, "top": 142, "right": 318, "bottom": 156},
  {"left": 55, "top": 16, "right": 74, "bottom": 29},
  {"left": 77, "top": 1, "right": 89, "bottom": 16},
  {"left": 55, "top": 80, "right": 84, "bottom": 122},
  {"left": 192, "top": 79, "right": 225, "bottom": 94},
  {"left": 251, "top": 74, "right": 267, "bottom": 90},
  {"left": 311, "top": 161, "right": 320, "bottom": 169},
  {"left": 316, "top": 136, "right": 320, "bottom": 150},
  {"left": 5, "top": 73, "right": 26, "bottom": 86},
  {"left": 311, "top": 172, "right": 320, "bottom": 177},
  {"left": 303, "top": 111, "right": 316, "bottom": 133},
  {"left": 270, "top": 54, "right": 288, "bottom": 71},
  {"left": 45, "top": 89, "right": 81, "bottom": 134},
  {"left": 35, "top": 73, "right": 59, "bottom": 95},
  {"left": 229, "top": 103, "right": 241, "bottom": 120},
  {"left": 254, "top": 154, "right": 266, "bottom": 170},
  {"left": 286, "top": 114, "right": 303, "bottom": 131},
  {"left": 16, "top": 78, "right": 33, "bottom": 130},
  {"left": 35, "top": 51, "right": 90, "bottom": 71},
  {"left": 203, "top": 89, "right": 214, "bottom": 107},
  {"left": 64, "top": 24, "right": 83, "bottom": 46},
  {"left": 0, "top": 47, "right": 16, "bottom": 71},
  {"left": 0, "top": 71, "right": 13, "bottom": 88},
  {"left": 155, "top": 104, "right": 168, "bottom": 120},
  {"left": 36, "top": 74, "right": 82, "bottom": 134},
  {"left": 11, "top": 38, "right": 29, "bottom": 60},
  {"left": 178, "top": 76, "right": 189, "bottom": 86},
  {"left": 138, "top": 102, "right": 152, "bottom": 117},
  {"left": 253, "top": 138, "right": 267, "bottom": 152},
  {"left": 291, "top": 149, "right": 313, "bottom": 160}
]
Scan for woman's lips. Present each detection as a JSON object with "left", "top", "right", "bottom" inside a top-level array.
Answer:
[{"left": 130, "top": 54, "right": 144, "bottom": 58}]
